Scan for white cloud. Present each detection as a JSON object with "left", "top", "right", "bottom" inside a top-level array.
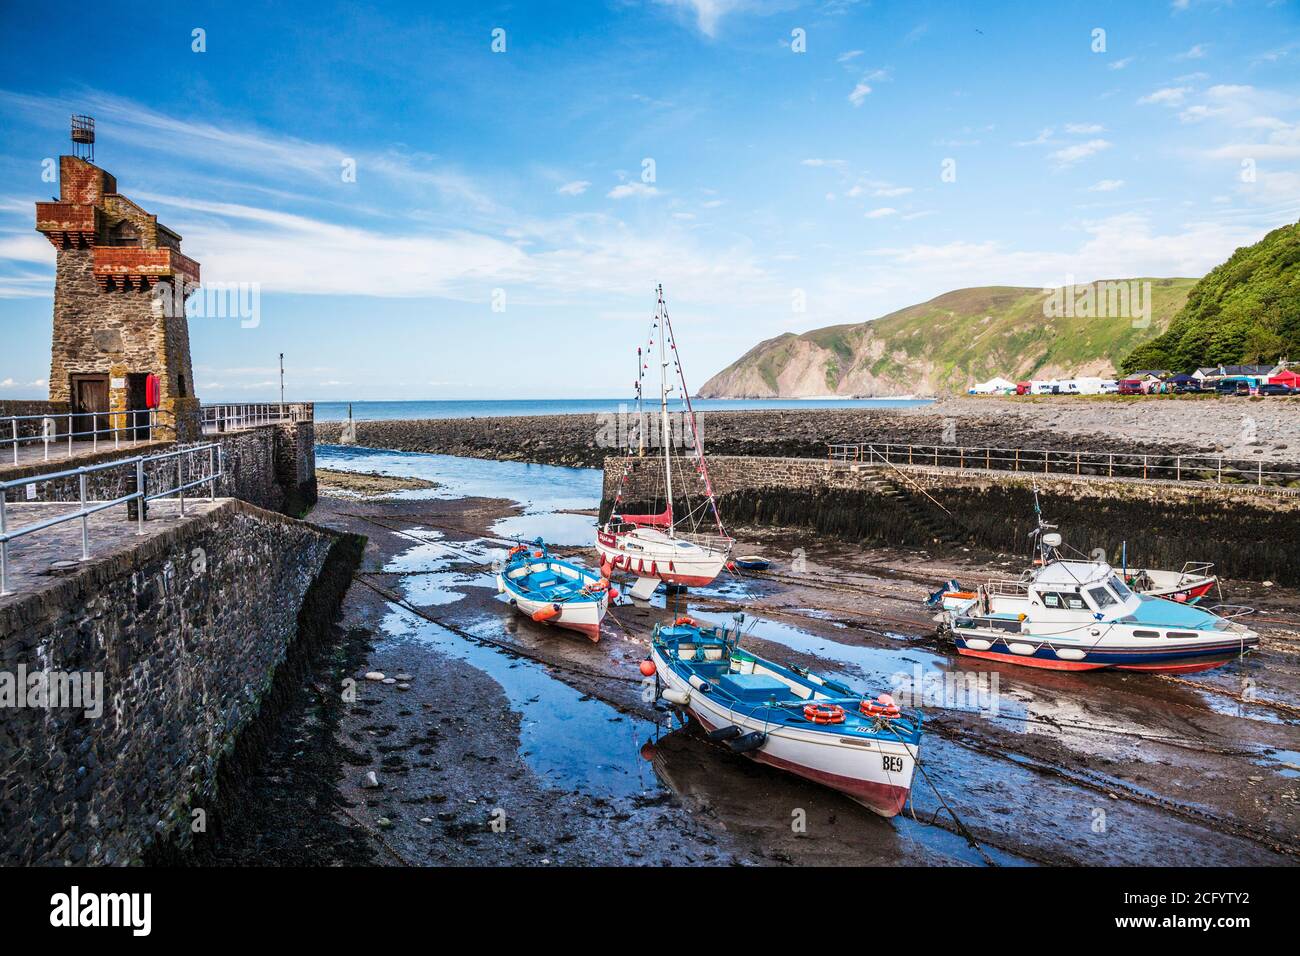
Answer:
[
  {"left": 848, "top": 82, "right": 873, "bottom": 106},
  {"left": 865, "top": 207, "right": 897, "bottom": 218},
  {"left": 873, "top": 186, "right": 913, "bottom": 197},
  {"left": 837, "top": 50, "right": 863, "bottom": 63},
  {"left": 557, "top": 180, "right": 590, "bottom": 196},
  {"left": 606, "top": 182, "right": 660, "bottom": 199},
  {"left": 1050, "top": 139, "right": 1112, "bottom": 166},
  {"left": 1015, "top": 127, "right": 1054, "bottom": 147},
  {"left": 1088, "top": 179, "right": 1125, "bottom": 192},
  {"left": 1064, "top": 123, "right": 1105, "bottom": 134},
  {"left": 1109, "top": 56, "right": 1136, "bottom": 70},
  {"left": 1175, "top": 43, "right": 1208, "bottom": 60},
  {"left": 653, "top": 0, "right": 749, "bottom": 38},
  {"left": 1138, "top": 86, "right": 1192, "bottom": 106},
  {"left": 801, "top": 158, "right": 847, "bottom": 168}
]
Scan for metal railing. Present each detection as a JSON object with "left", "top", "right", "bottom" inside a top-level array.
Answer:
[
  {"left": 4, "top": 407, "right": 157, "bottom": 465},
  {"left": 828, "top": 442, "right": 1300, "bottom": 489},
  {"left": 0, "top": 443, "right": 222, "bottom": 596},
  {"left": 201, "top": 402, "right": 312, "bottom": 434}
]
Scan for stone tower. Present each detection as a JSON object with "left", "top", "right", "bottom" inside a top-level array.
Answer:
[{"left": 34, "top": 120, "right": 202, "bottom": 441}]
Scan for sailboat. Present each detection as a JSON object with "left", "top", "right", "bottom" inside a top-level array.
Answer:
[{"left": 596, "top": 286, "right": 734, "bottom": 600}]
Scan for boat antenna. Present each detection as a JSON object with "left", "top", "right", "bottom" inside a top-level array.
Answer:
[{"left": 1029, "top": 486, "right": 1058, "bottom": 566}]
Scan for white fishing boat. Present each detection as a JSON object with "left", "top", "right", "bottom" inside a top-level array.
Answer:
[
  {"left": 497, "top": 539, "right": 611, "bottom": 641},
  {"left": 597, "top": 285, "right": 733, "bottom": 600},
  {"left": 928, "top": 499, "right": 1257, "bottom": 674},
  {"left": 645, "top": 615, "right": 921, "bottom": 817}
]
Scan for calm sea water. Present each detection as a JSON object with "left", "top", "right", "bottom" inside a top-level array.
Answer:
[{"left": 313, "top": 397, "right": 931, "bottom": 422}]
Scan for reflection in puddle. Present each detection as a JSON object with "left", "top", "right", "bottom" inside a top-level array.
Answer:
[
  {"left": 1256, "top": 748, "right": 1300, "bottom": 778},
  {"left": 382, "top": 528, "right": 502, "bottom": 606},
  {"left": 381, "top": 606, "right": 663, "bottom": 798},
  {"left": 318, "top": 445, "right": 599, "bottom": 512},
  {"left": 492, "top": 511, "right": 595, "bottom": 547}
]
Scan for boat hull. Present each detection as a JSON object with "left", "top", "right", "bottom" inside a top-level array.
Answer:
[
  {"left": 652, "top": 646, "right": 915, "bottom": 817},
  {"left": 497, "top": 568, "right": 607, "bottom": 643},
  {"left": 952, "top": 633, "right": 1252, "bottom": 674},
  {"left": 596, "top": 531, "right": 728, "bottom": 587}
]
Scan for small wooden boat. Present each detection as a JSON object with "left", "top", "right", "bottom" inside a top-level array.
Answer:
[
  {"left": 644, "top": 615, "right": 922, "bottom": 817},
  {"left": 733, "top": 555, "right": 771, "bottom": 571},
  {"left": 496, "top": 539, "right": 612, "bottom": 641}
]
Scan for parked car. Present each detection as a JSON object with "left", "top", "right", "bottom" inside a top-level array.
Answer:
[
  {"left": 1117, "top": 379, "right": 1144, "bottom": 395},
  {"left": 1214, "top": 380, "right": 1244, "bottom": 395},
  {"left": 1172, "top": 381, "right": 1204, "bottom": 394},
  {"left": 1259, "top": 382, "right": 1295, "bottom": 396}
]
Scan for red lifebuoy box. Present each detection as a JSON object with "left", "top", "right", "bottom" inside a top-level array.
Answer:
[{"left": 144, "top": 373, "right": 160, "bottom": 409}]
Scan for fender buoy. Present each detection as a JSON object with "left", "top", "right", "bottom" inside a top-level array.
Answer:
[
  {"left": 608, "top": 586, "right": 620, "bottom": 600},
  {"left": 532, "top": 604, "right": 561, "bottom": 623},
  {"left": 144, "top": 373, "right": 160, "bottom": 409},
  {"left": 803, "top": 703, "right": 845, "bottom": 724},
  {"left": 639, "top": 659, "right": 656, "bottom": 677}
]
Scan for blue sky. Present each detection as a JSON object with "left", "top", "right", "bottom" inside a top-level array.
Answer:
[{"left": 1, "top": 0, "right": 1298, "bottom": 400}]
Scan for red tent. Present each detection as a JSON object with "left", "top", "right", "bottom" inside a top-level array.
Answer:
[{"left": 1269, "top": 369, "right": 1300, "bottom": 388}]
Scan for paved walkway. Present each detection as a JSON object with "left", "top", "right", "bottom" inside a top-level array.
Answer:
[
  {"left": 0, "top": 498, "right": 222, "bottom": 604},
  {"left": 2, "top": 438, "right": 158, "bottom": 471}
]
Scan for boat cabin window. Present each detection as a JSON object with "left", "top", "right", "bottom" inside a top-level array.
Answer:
[
  {"left": 1109, "top": 576, "right": 1132, "bottom": 599},
  {"left": 1087, "top": 586, "right": 1117, "bottom": 610},
  {"left": 1167, "top": 631, "right": 1199, "bottom": 640},
  {"left": 1133, "top": 630, "right": 1160, "bottom": 638},
  {"left": 1041, "top": 591, "right": 1087, "bottom": 611}
]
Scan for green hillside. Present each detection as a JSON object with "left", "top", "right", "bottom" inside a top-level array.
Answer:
[
  {"left": 698, "top": 279, "right": 1195, "bottom": 398},
  {"left": 1122, "top": 221, "right": 1300, "bottom": 374}
]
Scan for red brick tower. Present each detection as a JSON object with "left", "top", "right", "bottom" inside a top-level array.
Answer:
[{"left": 34, "top": 117, "right": 202, "bottom": 441}]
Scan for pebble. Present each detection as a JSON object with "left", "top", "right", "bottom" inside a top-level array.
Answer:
[
  {"left": 420, "top": 817, "right": 434, "bottom": 824},
  {"left": 361, "top": 771, "right": 380, "bottom": 789},
  {"left": 377, "top": 817, "right": 393, "bottom": 829},
  {"left": 396, "top": 673, "right": 414, "bottom": 681},
  {"left": 382, "top": 678, "right": 397, "bottom": 685},
  {"left": 398, "top": 683, "right": 412, "bottom": 691},
  {"left": 364, "top": 672, "right": 386, "bottom": 681}
]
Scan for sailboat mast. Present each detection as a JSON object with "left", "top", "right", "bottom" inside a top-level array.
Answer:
[
  {"left": 636, "top": 347, "right": 645, "bottom": 457},
  {"left": 658, "top": 284, "right": 674, "bottom": 535}
]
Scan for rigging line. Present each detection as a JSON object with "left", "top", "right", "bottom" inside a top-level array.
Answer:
[
  {"left": 878, "top": 718, "right": 998, "bottom": 867},
  {"left": 354, "top": 575, "right": 644, "bottom": 686}
]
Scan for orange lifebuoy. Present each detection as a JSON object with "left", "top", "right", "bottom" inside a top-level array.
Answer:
[
  {"left": 803, "top": 703, "right": 845, "bottom": 724},
  {"left": 674, "top": 616, "right": 697, "bottom": 627},
  {"left": 860, "top": 695, "right": 901, "bottom": 720},
  {"left": 145, "top": 373, "right": 160, "bottom": 409},
  {"left": 533, "top": 550, "right": 544, "bottom": 558}
]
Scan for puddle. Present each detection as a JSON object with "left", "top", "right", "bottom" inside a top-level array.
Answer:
[
  {"left": 492, "top": 511, "right": 596, "bottom": 547},
  {"left": 318, "top": 445, "right": 599, "bottom": 512},
  {"left": 381, "top": 605, "right": 664, "bottom": 798},
  {"left": 381, "top": 528, "right": 502, "bottom": 606},
  {"left": 1255, "top": 748, "right": 1300, "bottom": 778}
]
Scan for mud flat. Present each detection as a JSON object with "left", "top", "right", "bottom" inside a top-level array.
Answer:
[{"left": 202, "top": 448, "right": 1299, "bottom": 867}]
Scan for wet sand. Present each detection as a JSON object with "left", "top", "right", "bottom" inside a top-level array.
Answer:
[{"left": 269, "top": 475, "right": 1300, "bottom": 867}]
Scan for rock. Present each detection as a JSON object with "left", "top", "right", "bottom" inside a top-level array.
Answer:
[
  {"left": 364, "top": 672, "right": 386, "bottom": 681},
  {"left": 361, "top": 771, "right": 381, "bottom": 789},
  {"left": 398, "top": 683, "right": 412, "bottom": 691},
  {"left": 420, "top": 817, "right": 434, "bottom": 823},
  {"left": 395, "top": 673, "right": 414, "bottom": 681},
  {"left": 382, "top": 678, "right": 397, "bottom": 685},
  {"left": 377, "top": 817, "right": 393, "bottom": 829}
]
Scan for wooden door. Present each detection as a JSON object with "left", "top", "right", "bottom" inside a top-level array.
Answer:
[{"left": 71, "top": 375, "right": 110, "bottom": 439}]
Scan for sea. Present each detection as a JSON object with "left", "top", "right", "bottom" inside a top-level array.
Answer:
[{"left": 313, "top": 397, "right": 931, "bottom": 422}]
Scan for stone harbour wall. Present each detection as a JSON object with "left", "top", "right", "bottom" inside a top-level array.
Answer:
[
  {"left": 602, "top": 455, "right": 1300, "bottom": 585},
  {"left": 0, "top": 422, "right": 316, "bottom": 518},
  {"left": 0, "top": 500, "right": 341, "bottom": 866}
]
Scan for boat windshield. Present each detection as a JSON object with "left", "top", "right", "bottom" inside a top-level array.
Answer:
[
  {"left": 1109, "top": 575, "right": 1132, "bottom": 598},
  {"left": 1088, "top": 585, "right": 1118, "bottom": 610}
]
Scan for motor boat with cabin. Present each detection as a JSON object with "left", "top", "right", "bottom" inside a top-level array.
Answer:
[
  {"left": 597, "top": 286, "right": 733, "bottom": 600},
  {"left": 928, "top": 500, "right": 1257, "bottom": 673},
  {"left": 644, "top": 614, "right": 922, "bottom": 817},
  {"left": 496, "top": 539, "right": 612, "bottom": 641}
]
